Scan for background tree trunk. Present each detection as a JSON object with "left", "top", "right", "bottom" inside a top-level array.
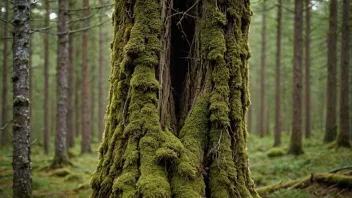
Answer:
[
  {"left": 67, "top": 10, "right": 75, "bottom": 148},
  {"left": 248, "top": 106, "right": 253, "bottom": 133},
  {"left": 288, "top": 0, "right": 304, "bottom": 155},
  {"left": 337, "top": 0, "right": 351, "bottom": 148},
  {"left": 12, "top": 0, "right": 32, "bottom": 196},
  {"left": 274, "top": 0, "right": 282, "bottom": 147},
  {"left": 324, "top": 0, "right": 338, "bottom": 143},
  {"left": 304, "top": 0, "right": 311, "bottom": 139},
  {"left": 90, "top": 0, "right": 259, "bottom": 197},
  {"left": 259, "top": 0, "right": 266, "bottom": 138},
  {"left": 98, "top": 0, "right": 105, "bottom": 140},
  {"left": 1, "top": 0, "right": 9, "bottom": 146},
  {"left": 81, "top": 0, "right": 91, "bottom": 153},
  {"left": 43, "top": 0, "right": 50, "bottom": 154},
  {"left": 51, "top": 0, "right": 69, "bottom": 168}
]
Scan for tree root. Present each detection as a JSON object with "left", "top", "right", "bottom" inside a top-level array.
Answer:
[{"left": 256, "top": 172, "right": 352, "bottom": 196}]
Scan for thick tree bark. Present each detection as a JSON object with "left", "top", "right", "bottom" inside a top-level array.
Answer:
[
  {"left": 259, "top": 0, "right": 266, "bottom": 138},
  {"left": 304, "top": 0, "right": 311, "bottom": 139},
  {"left": 67, "top": 0, "right": 76, "bottom": 148},
  {"left": 43, "top": 0, "right": 50, "bottom": 154},
  {"left": 274, "top": 0, "right": 282, "bottom": 147},
  {"left": 90, "top": 0, "right": 259, "bottom": 197},
  {"left": 81, "top": 0, "right": 91, "bottom": 153},
  {"left": 98, "top": 0, "right": 105, "bottom": 140},
  {"left": 51, "top": 0, "right": 69, "bottom": 168},
  {"left": 324, "top": 0, "right": 338, "bottom": 143},
  {"left": 1, "top": 0, "right": 9, "bottom": 146},
  {"left": 288, "top": 0, "right": 304, "bottom": 155},
  {"left": 12, "top": 0, "right": 32, "bottom": 196},
  {"left": 337, "top": 0, "right": 351, "bottom": 148}
]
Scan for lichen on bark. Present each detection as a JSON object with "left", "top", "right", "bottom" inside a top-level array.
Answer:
[{"left": 91, "top": 0, "right": 259, "bottom": 197}]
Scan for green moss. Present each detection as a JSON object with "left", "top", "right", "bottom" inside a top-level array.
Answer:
[
  {"left": 171, "top": 94, "right": 209, "bottom": 198},
  {"left": 64, "top": 173, "right": 82, "bottom": 182},
  {"left": 267, "top": 147, "right": 286, "bottom": 158},
  {"left": 49, "top": 168, "right": 72, "bottom": 177}
]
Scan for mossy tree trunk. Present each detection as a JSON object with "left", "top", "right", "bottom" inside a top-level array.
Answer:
[
  {"left": 91, "top": 0, "right": 259, "bottom": 197},
  {"left": 51, "top": 0, "right": 70, "bottom": 168},
  {"left": 274, "top": 0, "right": 282, "bottom": 147},
  {"left": 288, "top": 0, "right": 304, "bottom": 155},
  {"left": 337, "top": 0, "right": 351, "bottom": 148},
  {"left": 12, "top": 0, "right": 32, "bottom": 196},
  {"left": 324, "top": 0, "right": 338, "bottom": 143}
]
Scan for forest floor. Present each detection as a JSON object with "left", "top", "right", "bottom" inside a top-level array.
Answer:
[{"left": 0, "top": 133, "right": 351, "bottom": 198}]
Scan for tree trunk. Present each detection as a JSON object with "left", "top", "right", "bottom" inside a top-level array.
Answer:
[
  {"left": 12, "top": 0, "right": 32, "bottom": 196},
  {"left": 51, "top": 0, "right": 69, "bottom": 168},
  {"left": 248, "top": 106, "right": 253, "bottom": 133},
  {"left": 288, "top": 0, "right": 304, "bottom": 155},
  {"left": 324, "top": 0, "right": 338, "bottom": 143},
  {"left": 1, "top": 0, "right": 9, "bottom": 146},
  {"left": 337, "top": 0, "right": 351, "bottom": 148},
  {"left": 274, "top": 0, "right": 282, "bottom": 147},
  {"left": 304, "top": 0, "right": 311, "bottom": 139},
  {"left": 259, "top": 0, "right": 266, "bottom": 138},
  {"left": 67, "top": 0, "right": 76, "bottom": 148},
  {"left": 98, "top": 0, "right": 105, "bottom": 140},
  {"left": 43, "top": 0, "right": 50, "bottom": 154},
  {"left": 81, "top": 0, "right": 91, "bottom": 153},
  {"left": 90, "top": 0, "right": 259, "bottom": 197},
  {"left": 75, "top": 38, "right": 81, "bottom": 138}
]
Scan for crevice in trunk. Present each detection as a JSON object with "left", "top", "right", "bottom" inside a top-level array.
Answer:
[{"left": 170, "top": 0, "right": 196, "bottom": 130}]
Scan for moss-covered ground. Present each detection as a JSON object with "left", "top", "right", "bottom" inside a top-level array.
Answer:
[
  {"left": 248, "top": 133, "right": 352, "bottom": 198},
  {"left": 0, "top": 133, "right": 351, "bottom": 197}
]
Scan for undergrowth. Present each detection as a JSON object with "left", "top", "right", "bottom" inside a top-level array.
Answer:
[{"left": 0, "top": 132, "right": 351, "bottom": 197}]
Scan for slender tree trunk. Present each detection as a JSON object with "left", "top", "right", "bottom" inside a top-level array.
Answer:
[
  {"left": 288, "top": 0, "right": 304, "bottom": 155},
  {"left": 90, "top": 72, "right": 95, "bottom": 141},
  {"left": 324, "top": 0, "right": 338, "bottom": 143},
  {"left": 67, "top": 0, "right": 75, "bottom": 148},
  {"left": 12, "top": 0, "right": 32, "bottom": 196},
  {"left": 1, "top": 0, "right": 9, "bottom": 146},
  {"left": 304, "top": 0, "right": 311, "bottom": 139},
  {"left": 259, "top": 0, "right": 266, "bottom": 138},
  {"left": 274, "top": 0, "right": 282, "bottom": 147},
  {"left": 43, "top": 0, "right": 50, "bottom": 154},
  {"left": 91, "top": 0, "right": 259, "bottom": 197},
  {"left": 74, "top": 39, "right": 81, "bottom": 138},
  {"left": 98, "top": 0, "right": 105, "bottom": 140},
  {"left": 81, "top": 0, "right": 91, "bottom": 153},
  {"left": 248, "top": 106, "right": 253, "bottom": 133},
  {"left": 51, "top": 0, "right": 70, "bottom": 168},
  {"left": 337, "top": 0, "right": 351, "bottom": 148}
]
